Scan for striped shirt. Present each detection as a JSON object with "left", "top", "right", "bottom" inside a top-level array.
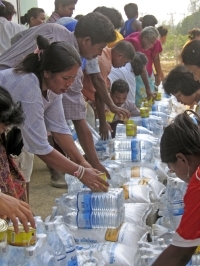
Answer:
[
  {"left": 46, "top": 12, "right": 61, "bottom": 23},
  {"left": 0, "top": 22, "right": 86, "bottom": 120},
  {"left": 0, "top": 69, "right": 71, "bottom": 155}
]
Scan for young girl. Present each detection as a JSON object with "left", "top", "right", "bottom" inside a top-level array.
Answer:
[{"left": 152, "top": 110, "right": 200, "bottom": 265}]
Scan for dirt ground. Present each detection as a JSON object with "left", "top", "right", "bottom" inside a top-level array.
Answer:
[{"left": 161, "top": 60, "right": 177, "bottom": 76}]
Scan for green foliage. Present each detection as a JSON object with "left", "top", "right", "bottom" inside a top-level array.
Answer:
[
  {"left": 161, "top": 32, "right": 188, "bottom": 59},
  {"left": 176, "top": 8, "right": 200, "bottom": 35}
]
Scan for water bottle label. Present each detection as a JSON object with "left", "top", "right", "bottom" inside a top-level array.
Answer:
[
  {"left": 66, "top": 249, "right": 78, "bottom": 266},
  {"left": 77, "top": 211, "right": 92, "bottom": 229},
  {"left": 131, "top": 149, "right": 141, "bottom": 162},
  {"left": 71, "top": 130, "right": 78, "bottom": 141},
  {"left": 57, "top": 255, "right": 67, "bottom": 266},
  {"left": 171, "top": 202, "right": 184, "bottom": 216},
  {"left": 77, "top": 192, "right": 92, "bottom": 211},
  {"left": 142, "top": 118, "right": 150, "bottom": 129},
  {"left": 131, "top": 139, "right": 140, "bottom": 149}
]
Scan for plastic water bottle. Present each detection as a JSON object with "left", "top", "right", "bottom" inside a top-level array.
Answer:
[
  {"left": 23, "top": 246, "right": 39, "bottom": 266},
  {"left": 35, "top": 216, "right": 46, "bottom": 234},
  {"left": 65, "top": 174, "right": 85, "bottom": 192},
  {"left": 59, "top": 189, "right": 124, "bottom": 212},
  {"left": 36, "top": 234, "right": 57, "bottom": 266},
  {"left": 55, "top": 221, "right": 78, "bottom": 266},
  {"left": 0, "top": 242, "right": 9, "bottom": 266},
  {"left": 6, "top": 246, "right": 25, "bottom": 266},
  {"left": 150, "top": 111, "right": 169, "bottom": 126},
  {"left": 67, "top": 120, "right": 84, "bottom": 155},
  {"left": 63, "top": 207, "right": 125, "bottom": 229},
  {"left": 45, "top": 222, "right": 67, "bottom": 266},
  {"left": 167, "top": 181, "right": 185, "bottom": 230}
]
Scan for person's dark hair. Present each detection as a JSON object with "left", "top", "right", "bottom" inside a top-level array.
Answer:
[
  {"left": 20, "top": 8, "right": 45, "bottom": 25},
  {"left": 55, "top": 0, "right": 78, "bottom": 10},
  {"left": 160, "top": 110, "right": 200, "bottom": 163},
  {"left": 0, "top": 0, "right": 16, "bottom": 19},
  {"left": 74, "top": 12, "right": 116, "bottom": 44},
  {"left": 163, "top": 65, "right": 200, "bottom": 96},
  {"left": 113, "top": 40, "right": 135, "bottom": 61},
  {"left": 74, "top": 14, "right": 83, "bottom": 20},
  {"left": 0, "top": 87, "right": 24, "bottom": 126},
  {"left": 124, "top": 3, "right": 138, "bottom": 19},
  {"left": 181, "top": 40, "right": 200, "bottom": 67},
  {"left": 93, "top": 6, "right": 124, "bottom": 29},
  {"left": 142, "top": 14, "right": 158, "bottom": 28},
  {"left": 157, "top": 26, "right": 168, "bottom": 37},
  {"left": 111, "top": 79, "right": 130, "bottom": 94},
  {"left": 15, "top": 35, "right": 81, "bottom": 75},
  {"left": 188, "top": 28, "right": 200, "bottom": 40},
  {"left": 131, "top": 51, "right": 148, "bottom": 76}
]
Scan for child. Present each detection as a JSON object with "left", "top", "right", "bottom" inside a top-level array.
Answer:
[
  {"left": 152, "top": 110, "right": 200, "bottom": 265},
  {"left": 106, "top": 79, "right": 140, "bottom": 137}
]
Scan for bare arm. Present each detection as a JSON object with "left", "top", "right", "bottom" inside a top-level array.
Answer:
[
  {"left": 90, "top": 73, "right": 129, "bottom": 118},
  {"left": 51, "top": 132, "right": 90, "bottom": 167},
  {"left": 73, "top": 119, "right": 110, "bottom": 178},
  {"left": 141, "top": 68, "right": 155, "bottom": 99},
  {"left": 37, "top": 149, "right": 109, "bottom": 191},
  {"left": 152, "top": 245, "right": 196, "bottom": 266},
  {"left": 153, "top": 53, "right": 163, "bottom": 86},
  {"left": 95, "top": 93, "right": 112, "bottom": 140}
]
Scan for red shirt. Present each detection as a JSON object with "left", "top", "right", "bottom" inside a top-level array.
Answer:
[
  {"left": 125, "top": 32, "right": 162, "bottom": 76},
  {"left": 172, "top": 167, "right": 200, "bottom": 247}
]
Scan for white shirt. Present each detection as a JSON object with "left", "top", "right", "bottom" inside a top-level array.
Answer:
[
  {"left": 0, "top": 17, "right": 25, "bottom": 56},
  {"left": 0, "top": 69, "right": 71, "bottom": 155},
  {"left": 108, "top": 63, "right": 136, "bottom": 103}
]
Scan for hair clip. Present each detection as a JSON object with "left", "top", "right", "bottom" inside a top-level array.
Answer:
[
  {"left": 192, "top": 49, "right": 195, "bottom": 53},
  {"left": 0, "top": 1, "right": 5, "bottom": 7},
  {"left": 34, "top": 47, "right": 44, "bottom": 61}
]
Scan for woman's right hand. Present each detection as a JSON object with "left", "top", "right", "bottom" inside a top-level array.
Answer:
[
  {"left": 80, "top": 168, "right": 109, "bottom": 192},
  {"left": 0, "top": 193, "right": 35, "bottom": 233}
]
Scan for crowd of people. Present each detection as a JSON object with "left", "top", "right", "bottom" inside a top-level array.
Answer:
[{"left": 1, "top": 0, "right": 200, "bottom": 264}]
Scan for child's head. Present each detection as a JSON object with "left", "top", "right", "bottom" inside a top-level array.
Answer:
[
  {"left": 111, "top": 40, "right": 135, "bottom": 68},
  {"left": 93, "top": 6, "right": 124, "bottom": 30},
  {"left": 54, "top": 0, "right": 78, "bottom": 17},
  {"left": 0, "top": 86, "right": 24, "bottom": 134},
  {"left": 163, "top": 65, "right": 200, "bottom": 105},
  {"left": 142, "top": 14, "right": 158, "bottom": 29},
  {"left": 131, "top": 51, "right": 147, "bottom": 76},
  {"left": 110, "top": 79, "right": 129, "bottom": 107},
  {"left": 157, "top": 26, "right": 168, "bottom": 44},
  {"left": 181, "top": 40, "right": 200, "bottom": 81},
  {"left": 188, "top": 28, "right": 200, "bottom": 41},
  {"left": 20, "top": 8, "right": 45, "bottom": 27},
  {"left": 160, "top": 110, "right": 200, "bottom": 182},
  {"left": 124, "top": 3, "right": 138, "bottom": 19}
]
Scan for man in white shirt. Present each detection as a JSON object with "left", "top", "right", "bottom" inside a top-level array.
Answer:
[{"left": 0, "top": 0, "right": 25, "bottom": 55}]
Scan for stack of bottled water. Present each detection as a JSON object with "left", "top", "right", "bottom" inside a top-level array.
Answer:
[
  {"left": 115, "top": 124, "right": 153, "bottom": 138},
  {"left": 114, "top": 134, "right": 158, "bottom": 162},
  {"left": 130, "top": 115, "right": 163, "bottom": 138},
  {"left": 158, "top": 176, "right": 187, "bottom": 231},
  {"left": 54, "top": 189, "right": 125, "bottom": 229}
]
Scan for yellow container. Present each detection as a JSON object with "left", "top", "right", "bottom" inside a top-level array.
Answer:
[
  {"left": 7, "top": 225, "right": 36, "bottom": 246},
  {"left": 98, "top": 172, "right": 107, "bottom": 182},
  {"left": 156, "top": 92, "right": 162, "bottom": 101},
  {"left": 143, "top": 101, "right": 152, "bottom": 112},
  {"left": 126, "top": 124, "right": 137, "bottom": 137},
  {"left": 0, "top": 219, "right": 8, "bottom": 242},
  {"left": 106, "top": 111, "right": 115, "bottom": 123},
  {"left": 140, "top": 107, "right": 149, "bottom": 118},
  {"left": 124, "top": 119, "right": 134, "bottom": 125}
]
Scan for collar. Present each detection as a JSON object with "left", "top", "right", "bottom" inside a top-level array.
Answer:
[{"left": 0, "top": 17, "right": 8, "bottom": 22}]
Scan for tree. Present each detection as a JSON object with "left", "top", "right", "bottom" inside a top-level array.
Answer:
[{"left": 188, "top": 0, "right": 200, "bottom": 13}]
